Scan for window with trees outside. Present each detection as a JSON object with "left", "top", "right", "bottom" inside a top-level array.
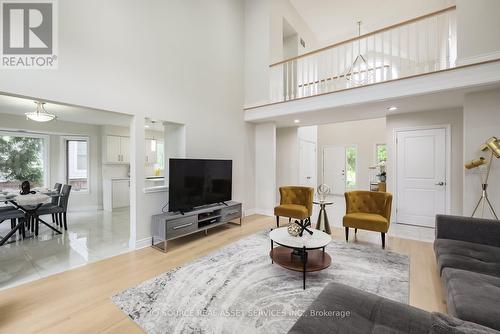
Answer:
[
  {"left": 346, "top": 146, "right": 357, "bottom": 188},
  {"left": 0, "top": 132, "right": 48, "bottom": 191},
  {"left": 376, "top": 144, "right": 387, "bottom": 164},
  {"left": 66, "top": 138, "right": 89, "bottom": 192}
]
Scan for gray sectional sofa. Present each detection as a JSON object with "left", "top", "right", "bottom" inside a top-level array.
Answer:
[
  {"left": 288, "top": 282, "right": 497, "bottom": 333},
  {"left": 434, "top": 214, "right": 500, "bottom": 331},
  {"left": 288, "top": 214, "right": 500, "bottom": 333}
]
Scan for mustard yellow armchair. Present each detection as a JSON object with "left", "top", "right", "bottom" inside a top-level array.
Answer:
[
  {"left": 274, "top": 186, "right": 314, "bottom": 228},
  {"left": 343, "top": 191, "right": 393, "bottom": 248}
]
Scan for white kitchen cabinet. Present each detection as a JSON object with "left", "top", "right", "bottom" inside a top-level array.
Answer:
[
  {"left": 121, "top": 137, "right": 130, "bottom": 163},
  {"left": 103, "top": 179, "right": 130, "bottom": 211},
  {"left": 112, "top": 180, "right": 130, "bottom": 208},
  {"left": 104, "top": 135, "right": 130, "bottom": 164},
  {"left": 145, "top": 139, "right": 157, "bottom": 164}
]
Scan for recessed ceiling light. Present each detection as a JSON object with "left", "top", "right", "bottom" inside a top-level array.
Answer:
[
  {"left": 294, "top": 119, "right": 300, "bottom": 124},
  {"left": 387, "top": 106, "right": 398, "bottom": 111}
]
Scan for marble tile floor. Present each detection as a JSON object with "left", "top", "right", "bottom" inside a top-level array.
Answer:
[{"left": 0, "top": 208, "right": 131, "bottom": 291}]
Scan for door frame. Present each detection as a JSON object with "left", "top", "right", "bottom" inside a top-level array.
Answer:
[
  {"left": 321, "top": 144, "right": 358, "bottom": 193},
  {"left": 392, "top": 124, "right": 451, "bottom": 224}
]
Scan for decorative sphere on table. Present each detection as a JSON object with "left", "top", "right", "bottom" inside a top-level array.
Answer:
[
  {"left": 317, "top": 184, "right": 331, "bottom": 202},
  {"left": 287, "top": 221, "right": 302, "bottom": 237}
]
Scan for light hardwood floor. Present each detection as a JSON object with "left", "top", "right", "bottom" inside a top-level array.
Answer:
[{"left": 0, "top": 215, "right": 446, "bottom": 333}]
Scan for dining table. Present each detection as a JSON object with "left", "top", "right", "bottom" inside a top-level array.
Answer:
[{"left": 0, "top": 189, "right": 64, "bottom": 246}]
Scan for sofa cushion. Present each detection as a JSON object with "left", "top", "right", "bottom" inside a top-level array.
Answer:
[
  {"left": 343, "top": 213, "right": 389, "bottom": 232},
  {"left": 430, "top": 312, "right": 500, "bottom": 334},
  {"left": 435, "top": 239, "right": 500, "bottom": 277},
  {"left": 442, "top": 268, "right": 500, "bottom": 331},
  {"left": 288, "top": 282, "right": 431, "bottom": 334}
]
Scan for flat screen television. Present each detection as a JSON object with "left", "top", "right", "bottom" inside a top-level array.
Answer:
[{"left": 169, "top": 158, "right": 232, "bottom": 212}]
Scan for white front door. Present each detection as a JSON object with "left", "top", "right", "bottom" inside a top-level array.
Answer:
[
  {"left": 299, "top": 139, "right": 316, "bottom": 187},
  {"left": 396, "top": 128, "right": 447, "bottom": 227},
  {"left": 322, "top": 146, "right": 346, "bottom": 195}
]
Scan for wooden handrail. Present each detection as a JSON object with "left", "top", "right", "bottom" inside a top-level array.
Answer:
[{"left": 269, "top": 5, "right": 456, "bottom": 68}]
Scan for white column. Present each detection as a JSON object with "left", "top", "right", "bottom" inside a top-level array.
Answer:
[
  {"left": 129, "top": 116, "right": 146, "bottom": 249},
  {"left": 255, "top": 122, "right": 277, "bottom": 216}
]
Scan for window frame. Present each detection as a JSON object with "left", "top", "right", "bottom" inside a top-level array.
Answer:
[
  {"left": 345, "top": 145, "right": 358, "bottom": 189},
  {"left": 0, "top": 130, "right": 50, "bottom": 189},
  {"left": 63, "top": 136, "right": 90, "bottom": 194}
]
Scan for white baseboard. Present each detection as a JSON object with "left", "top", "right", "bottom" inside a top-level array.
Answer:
[
  {"left": 244, "top": 208, "right": 257, "bottom": 216},
  {"left": 132, "top": 237, "right": 152, "bottom": 250},
  {"left": 253, "top": 209, "right": 274, "bottom": 217},
  {"left": 457, "top": 51, "right": 500, "bottom": 66}
]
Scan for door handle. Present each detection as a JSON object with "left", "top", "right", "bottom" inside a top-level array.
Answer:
[{"left": 435, "top": 182, "right": 445, "bottom": 186}]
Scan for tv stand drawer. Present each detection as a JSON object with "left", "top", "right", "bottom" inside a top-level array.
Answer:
[
  {"left": 221, "top": 203, "right": 242, "bottom": 222},
  {"left": 166, "top": 216, "right": 197, "bottom": 239}
]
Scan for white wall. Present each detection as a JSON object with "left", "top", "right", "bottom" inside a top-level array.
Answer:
[
  {"left": 463, "top": 88, "right": 500, "bottom": 219},
  {"left": 386, "top": 108, "right": 464, "bottom": 216},
  {"left": 0, "top": 113, "right": 103, "bottom": 211},
  {"left": 456, "top": 0, "right": 500, "bottom": 63},
  {"left": 270, "top": 0, "right": 318, "bottom": 63},
  {"left": 244, "top": 0, "right": 271, "bottom": 107},
  {"left": 0, "top": 0, "right": 254, "bottom": 246},
  {"left": 276, "top": 127, "right": 299, "bottom": 200},
  {"left": 244, "top": 0, "right": 318, "bottom": 107},
  {"left": 317, "top": 118, "right": 386, "bottom": 191},
  {"left": 255, "top": 123, "right": 276, "bottom": 215}
]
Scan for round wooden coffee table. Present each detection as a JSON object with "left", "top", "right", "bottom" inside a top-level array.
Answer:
[{"left": 269, "top": 227, "right": 332, "bottom": 289}]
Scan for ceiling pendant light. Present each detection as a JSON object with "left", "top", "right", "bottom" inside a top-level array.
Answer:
[
  {"left": 345, "top": 21, "right": 374, "bottom": 85},
  {"left": 25, "top": 101, "right": 57, "bottom": 122}
]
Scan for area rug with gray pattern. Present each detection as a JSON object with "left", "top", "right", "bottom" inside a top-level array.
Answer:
[{"left": 112, "top": 230, "right": 409, "bottom": 334}]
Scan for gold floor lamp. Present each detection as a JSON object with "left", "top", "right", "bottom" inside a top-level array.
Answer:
[{"left": 465, "top": 137, "right": 500, "bottom": 219}]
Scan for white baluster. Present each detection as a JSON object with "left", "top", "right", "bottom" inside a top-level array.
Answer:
[
  {"left": 444, "top": 13, "right": 449, "bottom": 68},
  {"left": 398, "top": 26, "right": 402, "bottom": 79}
]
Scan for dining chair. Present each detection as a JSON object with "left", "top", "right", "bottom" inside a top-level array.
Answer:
[
  {"left": 51, "top": 183, "right": 62, "bottom": 225},
  {"left": 0, "top": 206, "right": 26, "bottom": 244},
  {"left": 36, "top": 184, "right": 72, "bottom": 232},
  {"left": 58, "top": 185, "right": 72, "bottom": 230}
]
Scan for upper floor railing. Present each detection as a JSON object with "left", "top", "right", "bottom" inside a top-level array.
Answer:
[{"left": 269, "top": 6, "right": 457, "bottom": 103}]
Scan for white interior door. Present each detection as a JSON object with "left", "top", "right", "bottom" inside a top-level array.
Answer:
[
  {"left": 299, "top": 139, "right": 316, "bottom": 187},
  {"left": 396, "top": 128, "right": 447, "bottom": 227},
  {"left": 322, "top": 146, "right": 346, "bottom": 195}
]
